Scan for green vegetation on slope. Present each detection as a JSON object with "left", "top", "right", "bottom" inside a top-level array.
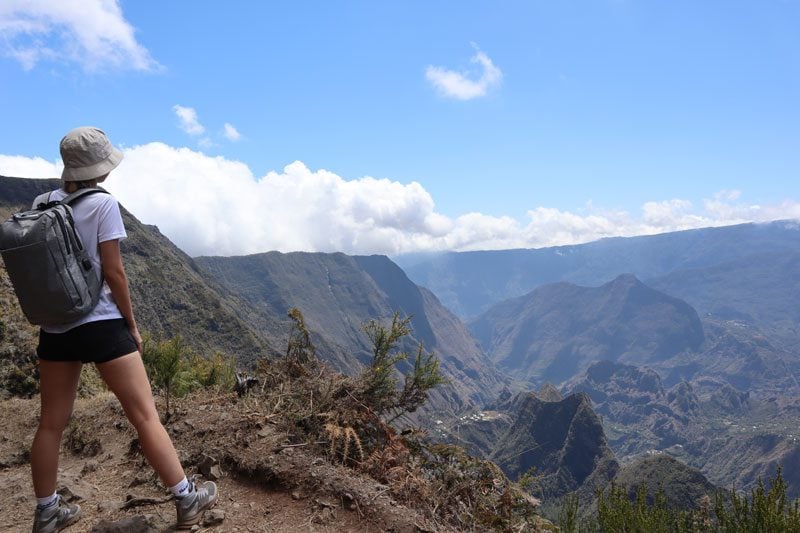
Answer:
[{"left": 559, "top": 467, "right": 800, "bottom": 533}]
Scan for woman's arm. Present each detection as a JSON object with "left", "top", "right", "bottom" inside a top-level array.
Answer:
[{"left": 99, "top": 239, "right": 142, "bottom": 353}]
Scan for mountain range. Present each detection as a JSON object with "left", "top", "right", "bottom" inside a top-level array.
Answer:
[
  {"left": 195, "top": 251, "right": 507, "bottom": 412},
  {"left": 2, "top": 175, "right": 798, "bottom": 504},
  {"left": 0, "top": 176, "right": 504, "bottom": 415},
  {"left": 563, "top": 359, "right": 800, "bottom": 498},
  {"left": 398, "top": 221, "right": 800, "bottom": 325},
  {"left": 469, "top": 274, "right": 705, "bottom": 385}
]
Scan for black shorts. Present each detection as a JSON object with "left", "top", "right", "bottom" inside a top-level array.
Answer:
[{"left": 37, "top": 319, "right": 137, "bottom": 364}]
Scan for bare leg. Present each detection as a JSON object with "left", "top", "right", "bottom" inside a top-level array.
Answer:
[
  {"left": 96, "top": 351, "right": 185, "bottom": 486},
  {"left": 31, "top": 360, "right": 82, "bottom": 497}
]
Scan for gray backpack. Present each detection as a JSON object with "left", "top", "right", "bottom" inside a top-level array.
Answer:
[{"left": 0, "top": 188, "right": 108, "bottom": 325}]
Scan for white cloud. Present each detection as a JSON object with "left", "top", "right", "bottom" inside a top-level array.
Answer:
[
  {"left": 2, "top": 145, "right": 799, "bottom": 256},
  {"left": 0, "top": 0, "right": 159, "bottom": 72},
  {"left": 97, "top": 144, "right": 454, "bottom": 256},
  {"left": 0, "top": 154, "right": 62, "bottom": 179},
  {"left": 173, "top": 105, "right": 205, "bottom": 136},
  {"left": 426, "top": 44, "right": 503, "bottom": 100},
  {"left": 223, "top": 123, "right": 241, "bottom": 142}
]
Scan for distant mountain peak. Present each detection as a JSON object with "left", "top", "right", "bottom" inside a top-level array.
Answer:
[
  {"left": 400, "top": 220, "right": 800, "bottom": 319},
  {"left": 469, "top": 278, "right": 705, "bottom": 385},
  {"left": 568, "top": 360, "right": 666, "bottom": 407},
  {"left": 488, "top": 391, "right": 619, "bottom": 497},
  {"left": 535, "top": 382, "right": 563, "bottom": 402},
  {"left": 609, "top": 272, "right": 641, "bottom": 285}
]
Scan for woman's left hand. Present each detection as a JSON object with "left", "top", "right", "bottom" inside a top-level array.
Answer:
[{"left": 129, "top": 326, "right": 143, "bottom": 354}]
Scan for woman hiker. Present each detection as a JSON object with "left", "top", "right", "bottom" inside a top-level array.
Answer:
[{"left": 30, "top": 127, "right": 218, "bottom": 531}]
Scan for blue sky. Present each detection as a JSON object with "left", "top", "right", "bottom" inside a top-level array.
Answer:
[{"left": 1, "top": 1, "right": 799, "bottom": 256}]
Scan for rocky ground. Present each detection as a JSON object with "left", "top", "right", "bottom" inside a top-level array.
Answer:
[{"left": 0, "top": 393, "right": 441, "bottom": 532}]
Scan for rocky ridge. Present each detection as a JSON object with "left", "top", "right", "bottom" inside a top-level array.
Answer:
[
  {"left": 469, "top": 274, "right": 704, "bottom": 385},
  {"left": 563, "top": 360, "right": 800, "bottom": 499},
  {"left": 437, "top": 387, "right": 619, "bottom": 503}
]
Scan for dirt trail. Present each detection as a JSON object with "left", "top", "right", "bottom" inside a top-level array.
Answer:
[{"left": 0, "top": 395, "right": 428, "bottom": 532}]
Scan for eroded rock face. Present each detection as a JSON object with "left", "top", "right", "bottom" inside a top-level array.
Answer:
[
  {"left": 564, "top": 360, "right": 694, "bottom": 455},
  {"left": 488, "top": 392, "right": 619, "bottom": 498},
  {"left": 535, "top": 382, "right": 563, "bottom": 402},
  {"left": 195, "top": 251, "right": 508, "bottom": 413},
  {"left": 441, "top": 384, "right": 619, "bottom": 499}
]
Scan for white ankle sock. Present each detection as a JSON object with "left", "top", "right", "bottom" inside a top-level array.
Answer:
[
  {"left": 170, "top": 477, "right": 191, "bottom": 498},
  {"left": 36, "top": 492, "right": 58, "bottom": 510}
]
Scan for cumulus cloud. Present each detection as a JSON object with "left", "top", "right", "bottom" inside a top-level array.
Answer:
[
  {"left": 223, "top": 123, "right": 241, "bottom": 142},
  {"left": 103, "top": 145, "right": 456, "bottom": 256},
  {"left": 426, "top": 44, "right": 503, "bottom": 100},
  {"left": 0, "top": 0, "right": 159, "bottom": 72},
  {"left": 0, "top": 154, "right": 62, "bottom": 179},
  {"left": 2, "top": 145, "right": 799, "bottom": 256},
  {"left": 173, "top": 105, "right": 205, "bottom": 136}
]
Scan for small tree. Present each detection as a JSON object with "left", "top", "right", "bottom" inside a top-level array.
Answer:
[
  {"left": 143, "top": 335, "right": 194, "bottom": 419},
  {"left": 557, "top": 492, "right": 579, "bottom": 533},
  {"left": 715, "top": 467, "right": 800, "bottom": 532},
  {"left": 189, "top": 351, "right": 236, "bottom": 391},
  {"left": 593, "top": 483, "right": 682, "bottom": 533},
  {"left": 359, "top": 312, "right": 447, "bottom": 422},
  {"left": 394, "top": 343, "right": 447, "bottom": 420},
  {"left": 142, "top": 332, "right": 238, "bottom": 416},
  {"left": 286, "top": 307, "right": 316, "bottom": 363},
  {"left": 569, "top": 467, "right": 800, "bottom": 532}
]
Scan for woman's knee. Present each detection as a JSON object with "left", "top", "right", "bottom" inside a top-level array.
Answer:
[
  {"left": 37, "top": 409, "right": 73, "bottom": 434},
  {"left": 116, "top": 393, "right": 162, "bottom": 432}
]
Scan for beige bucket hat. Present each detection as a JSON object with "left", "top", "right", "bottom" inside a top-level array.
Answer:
[{"left": 60, "top": 127, "right": 124, "bottom": 181}]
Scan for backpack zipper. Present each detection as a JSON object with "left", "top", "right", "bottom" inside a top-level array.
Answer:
[
  {"left": 53, "top": 211, "right": 72, "bottom": 255},
  {"left": 65, "top": 211, "right": 84, "bottom": 251}
]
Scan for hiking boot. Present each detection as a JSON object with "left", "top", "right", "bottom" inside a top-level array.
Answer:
[
  {"left": 32, "top": 495, "right": 81, "bottom": 532},
  {"left": 175, "top": 479, "right": 218, "bottom": 529}
]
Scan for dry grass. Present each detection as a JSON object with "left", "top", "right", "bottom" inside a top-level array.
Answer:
[{"left": 235, "top": 353, "right": 549, "bottom": 531}]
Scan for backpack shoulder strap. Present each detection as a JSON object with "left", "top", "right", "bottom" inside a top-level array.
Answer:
[
  {"left": 31, "top": 191, "right": 51, "bottom": 210},
  {"left": 61, "top": 187, "right": 109, "bottom": 206}
]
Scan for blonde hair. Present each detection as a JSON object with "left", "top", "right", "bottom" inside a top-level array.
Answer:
[{"left": 62, "top": 174, "right": 106, "bottom": 193}]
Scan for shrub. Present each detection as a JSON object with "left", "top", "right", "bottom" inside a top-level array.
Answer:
[
  {"left": 558, "top": 492, "right": 579, "bottom": 533},
  {"left": 77, "top": 364, "right": 106, "bottom": 398},
  {"left": 1, "top": 363, "right": 38, "bottom": 398},
  {"left": 564, "top": 467, "right": 800, "bottom": 532},
  {"left": 142, "top": 334, "right": 235, "bottom": 418},
  {"left": 591, "top": 483, "right": 687, "bottom": 533},
  {"left": 714, "top": 467, "right": 800, "bottom": 533},
  {"left": 286, "top": 307, "right": 315, "bottom": 364},
  {"left": 142, "top": 335, "right": 191, "bottom": 418},
  {"left": 358, "top": 312, "right": 447, "bottom": 422},
  {"left": 188, "top": 351, "right": 236, "bottom": 391},
  {"left": 243, "top": 309, "right": 546, "bottom": 531}
]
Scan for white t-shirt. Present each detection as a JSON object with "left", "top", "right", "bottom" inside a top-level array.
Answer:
[{"left": 32, "top": 188, "right": 128, "bottom": 333}]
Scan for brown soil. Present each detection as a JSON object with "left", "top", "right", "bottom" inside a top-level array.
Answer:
[{"left": 0, "top": 393, "right": 439, "bottom": 532}]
